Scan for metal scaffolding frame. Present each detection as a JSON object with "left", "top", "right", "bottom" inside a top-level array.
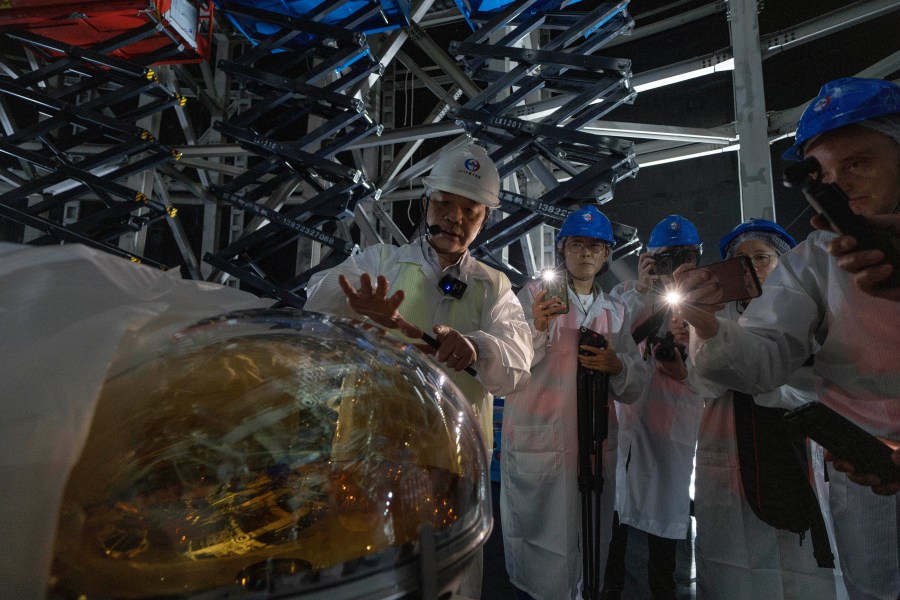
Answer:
[{"left": 0, "top": 0, "right": 897, "bottom": 301}]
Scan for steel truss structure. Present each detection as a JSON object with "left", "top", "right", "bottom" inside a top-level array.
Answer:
[{"left": 0, "top": 0, "right": 897, "bottom": 303}]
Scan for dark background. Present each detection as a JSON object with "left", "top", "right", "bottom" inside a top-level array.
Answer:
[{"left": 585, "top": 0, "right": 898, "bottom": 269}]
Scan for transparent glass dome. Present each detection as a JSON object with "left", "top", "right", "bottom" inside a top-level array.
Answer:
[{"left": 48, "top": 310, "right": 490, "bottom": 599}]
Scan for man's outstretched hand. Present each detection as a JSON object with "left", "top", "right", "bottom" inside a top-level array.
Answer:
[{"left": 338, "top": 273, "right": 424, "bottom": 339}]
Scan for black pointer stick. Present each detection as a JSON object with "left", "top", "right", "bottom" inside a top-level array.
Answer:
[{"left": 420, "top": 332, "right": 478, "bottom": 377}]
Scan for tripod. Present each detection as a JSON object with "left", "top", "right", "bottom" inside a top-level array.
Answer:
[{"left": 577, "top": 326, "right": 610, "bottom": 600}]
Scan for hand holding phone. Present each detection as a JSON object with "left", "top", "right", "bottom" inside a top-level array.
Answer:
[
  {"left": 541, "top": 269, "right": 569, "bottom": 314},
  {"left": 784, "top": 157, "right": 900, "bottom": 290},
  {"left": 812, "top": 213, "right": 900, "bottom": 302},
  {"left": 692, "top": 255, "right": 762, "bottom": 304},
  {"left": 784, "top": 402, "right": 900, "bottom": 484}
]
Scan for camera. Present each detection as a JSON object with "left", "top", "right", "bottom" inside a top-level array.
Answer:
[
  {"left": 649, "top": 331, "right": 687, "bottom": 362},
  {"left": 579, "top": 326, "right": 607, "bottom": 356},
  {"left": 439, "top": 274, "right": 467, "bottom": 299},
  {"left": 651, "top": 250, "right": 698, "bottom": 277}
]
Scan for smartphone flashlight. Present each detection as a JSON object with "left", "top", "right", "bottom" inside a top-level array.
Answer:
[
  {"left": 541, "top": 268, "right": 569, "bottom": 314},
  {"left": 664, "top": 289, "right": 683, "bottom": 306}
]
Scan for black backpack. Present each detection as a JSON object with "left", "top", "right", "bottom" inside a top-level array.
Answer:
[{"left": 733, "top": 390, "right": 835, "bottom": 568}]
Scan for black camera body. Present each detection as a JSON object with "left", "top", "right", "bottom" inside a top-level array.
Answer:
[
  {"left": 651, "top": 250, "right": 698, "bottom": 277},
  {"left": 579, "top": 326, "right": 607, "bottom": 355},
  {"left": 649, "top": 331, "right": 687, "bottom": 362},
  {"left": 438, "top": 274, "right": 467, "bottom": 299}
]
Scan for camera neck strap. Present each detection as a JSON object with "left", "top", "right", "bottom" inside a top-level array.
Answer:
[{"left": 631, "top": 300, "right": 669, "bottom": 345}]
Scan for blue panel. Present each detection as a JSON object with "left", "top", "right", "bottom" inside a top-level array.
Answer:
[
  {"left": 491, "top": 397, "right": 503, "bottom": 482},
  {"left": 453, "top": 0, "right": 576, "bottom": 30},
  {"left": 217, "top": 0, "right": 411, "bottom": 44}
]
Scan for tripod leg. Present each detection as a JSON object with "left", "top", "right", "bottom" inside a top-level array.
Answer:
[{"left": 577, "top": 371, "right": 592, "bottom": 599}]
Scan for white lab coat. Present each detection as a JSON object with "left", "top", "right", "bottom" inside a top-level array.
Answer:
[
  {"left": 692, "top": 301, "right": 844, "bottom": 600},
  {"left": 689, "top": 230, "right": 900, "bottom": 600},
  {"left": 304, "top": 238, "right": 533, "bottom": 450},
  {"left": 0, "top": 243, "right": 270, "bottom": 600},
  {"left": 610, "top": 283, "right": 703, "bottom": 540},
  {"left": 500, "top": 280, "right": 648, "bottom": 600}
]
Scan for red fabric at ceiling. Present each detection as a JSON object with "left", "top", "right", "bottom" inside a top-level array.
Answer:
[{"left": 0, "top": 0, "right": 208, "bottom": 63}]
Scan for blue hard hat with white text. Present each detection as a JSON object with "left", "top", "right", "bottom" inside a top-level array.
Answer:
[
  {"left": 783, "top": 77, "right": 900, "bottom": 161},
  {"left": 647, "top": 215, "right": 700, "bottom": 249},
  {"left": 556, "top": 206, "right": 616, "bottom": 247}
]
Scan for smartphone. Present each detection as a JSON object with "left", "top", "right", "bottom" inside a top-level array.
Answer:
[
  {"left": 697, "top": 255, "right": 762, "bottom": 303},
  {"left": 541, "top": 270, "right": 569, "bottom": 314},
  {"left": 784, "top": 159, "right": 900, "bottom": 289},
  {"left": 784, "top": 402, "right": 900, "bottom": 484}
]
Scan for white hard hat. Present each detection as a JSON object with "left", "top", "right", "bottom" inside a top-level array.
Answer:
[{"left": 423, "top": 142, "right": 500, "bottom": 208}]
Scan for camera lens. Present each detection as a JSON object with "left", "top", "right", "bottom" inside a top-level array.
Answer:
[
  {"left": 654, "top": 343, "right": 676, "bottom": 361},
  {"left": 655, "top": 256, "right": 674, "bottom": 276}
]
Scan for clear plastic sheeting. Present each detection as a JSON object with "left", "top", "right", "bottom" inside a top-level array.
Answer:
[{"left": 47, "top": 310, "right": 490, "bottom": 599}]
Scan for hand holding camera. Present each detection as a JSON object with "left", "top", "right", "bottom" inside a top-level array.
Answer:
[
  {"left": 649, "top": 331, "right": 689, "bottom": 381},
  {"left": 651, "top": 248, "right": 700, "bottom": 278},
  {"left": 578, "top": 327, "right": 622, "bottom": 375},
  {"left": 635, "top": 251, "right": 658, "bottom": 294},
  {"left": 649, "top": 331, "right": 687, "bottom": 363}
]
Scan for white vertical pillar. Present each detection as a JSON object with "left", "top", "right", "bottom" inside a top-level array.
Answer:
[{"left": 729, "top": 0, "right": 776, "bottom": 221}]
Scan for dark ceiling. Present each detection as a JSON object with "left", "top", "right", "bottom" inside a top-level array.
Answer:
[{"left": 588, "top": 0, "right": 900, "bottom": 269}]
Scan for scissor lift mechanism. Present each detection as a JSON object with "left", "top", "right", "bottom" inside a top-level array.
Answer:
[{"left": 0, "top": 0, "right": 642, "bottom": 302}]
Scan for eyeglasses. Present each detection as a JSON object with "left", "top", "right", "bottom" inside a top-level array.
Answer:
[
  {"left": 565, "top": 240, "right": 608, "bottom": 254},
  {"left": 736, "top": 253, "right": 777, "bottom": 267}
]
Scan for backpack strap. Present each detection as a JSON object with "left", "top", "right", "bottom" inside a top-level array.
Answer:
[
  {"left": 733, "top": 390, "right": 834, "bottom": 568},
  {"left": 807, "top": 487, "right": 836, "bottom": 568},
  {"left": 785, "top": 415, "right": 836, "bottom": 569}
]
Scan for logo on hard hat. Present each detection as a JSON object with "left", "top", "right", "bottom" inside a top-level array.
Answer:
[
  {"left": 464, "top": 158, "right": 481, "bottom": 172},
  {"left": 670, "top": 221, "right": 680, "bottom": 232},
  {"left": 581, "top": 212, "right": 594, "bottom": 222},
  {"left": 813, "top": 96, "right": 831, "bottom": 112}
]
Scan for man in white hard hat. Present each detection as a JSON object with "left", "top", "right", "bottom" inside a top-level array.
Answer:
[
  {"left": 305, "top": 141, "right": 532, "bottom": 598},
  {"left": 306, "top": 141, "right": 531, "bottom": 441}
]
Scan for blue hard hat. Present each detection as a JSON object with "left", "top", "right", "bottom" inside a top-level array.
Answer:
[
  {"left": 647, "top": 215, "right": 700, "bottom": 250},
  {"left": 783, "top": 77, "right": 900, "bottom": 161},
  {"left": 719, "top": 218, "right": 797, "bottom": 259},
  {"left": 555, "top": 206, "right": 616, "bottom": 247}
]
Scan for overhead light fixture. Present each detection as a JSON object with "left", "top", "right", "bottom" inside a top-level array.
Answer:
[
  {"left": 584, "top": 122, "right": 736, "bottom": 144},
  {"left": 638, "top": 143, "right": 739, "bottom": 167},
  {"left": 768, "top": 131, "right": 796, "bottom": 144},
  {"left": 633, "top": 58, "right": 735, "bottom": 93}
]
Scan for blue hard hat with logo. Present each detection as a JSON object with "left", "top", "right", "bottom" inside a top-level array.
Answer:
[
  {"left": 647, "top": 215, "right": 701, "bottom": 250},
  {"left": 555, "top": 206, "right": 616, "bottom": 247},
  {"left": 719, "top": 218, "right": 797, "bottom": 259},
  {"left": 783, "top": 77, "right": 900, "bottom": 160}
]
